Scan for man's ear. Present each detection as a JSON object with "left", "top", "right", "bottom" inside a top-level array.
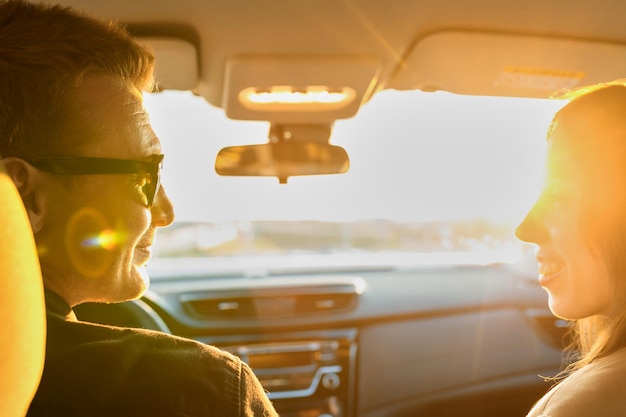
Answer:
[{"left": 2, "top": 158, "right": 47, "bottom": 234}]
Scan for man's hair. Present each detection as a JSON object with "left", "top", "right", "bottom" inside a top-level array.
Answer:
[{"left": 0, "top": 0, "right": 155, "bottom": 158}]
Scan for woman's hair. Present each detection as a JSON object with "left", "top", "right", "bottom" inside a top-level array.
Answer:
[
  {"left": 550, "top": 81, "right": 626, "bottom": 376},
  {"left": 0, "top": 0, "right": 155, "bottom": 158}
]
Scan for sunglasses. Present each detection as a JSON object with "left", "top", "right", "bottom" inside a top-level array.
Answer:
[{"left": 23, "top": 154, "right": 164, "bottom": 207}]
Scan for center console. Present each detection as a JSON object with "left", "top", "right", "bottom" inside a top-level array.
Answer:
[{"left": 197, "top": 328, "right": 357, "bottom": 417}]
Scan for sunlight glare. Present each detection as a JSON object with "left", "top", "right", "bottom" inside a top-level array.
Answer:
[
  {"left": 144, "top": 90, "right": 565, "bottom": 224},
  {"left": 82, "top": 229, "right": 125, "bottom": 250}
]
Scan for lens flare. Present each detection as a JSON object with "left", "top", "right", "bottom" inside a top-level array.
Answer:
[
  {"left": 82, "top": 229, "right": 127, "bottom": 250},
  {"left": 66, "top": 207, "right": 120, "bottom": 279}
]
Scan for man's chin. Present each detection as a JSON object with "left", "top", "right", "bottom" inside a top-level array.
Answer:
[
  {"left": 111, "top": 266, "right": 150, "bottom": 302},
  {"left": 130, "top": 265, "right": 150, "bottom": 298}
]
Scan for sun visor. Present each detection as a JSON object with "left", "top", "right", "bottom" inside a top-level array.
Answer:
[
  {"left": 138, "top": 37, "right": 199, "bottom": 91},
  {"left": 389, "top": 31, "right": 626, "bottom": 98},
  {"left": 222, "top": 55, "right": 381, "bottom": 123}
]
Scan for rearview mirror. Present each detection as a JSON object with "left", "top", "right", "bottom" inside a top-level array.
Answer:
[{"left": 215, "top": 141, "right": 350, "bottom": 184}]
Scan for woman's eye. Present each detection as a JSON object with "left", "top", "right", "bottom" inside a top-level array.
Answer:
[{"left": 539, "top": 184, "right": 577, "bottom": 210}]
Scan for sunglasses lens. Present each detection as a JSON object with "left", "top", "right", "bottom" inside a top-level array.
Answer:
[{"left": 142, "top": 172, "right": 161, "bottom": 207}]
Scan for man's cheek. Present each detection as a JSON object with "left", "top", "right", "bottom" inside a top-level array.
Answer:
[{"left": 65, "top": 207, "right": 128, "bottom": 279}]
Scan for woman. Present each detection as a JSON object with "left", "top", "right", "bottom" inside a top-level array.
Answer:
[{"left": 516, "top": 81, "right": 626, "bottom": 416}]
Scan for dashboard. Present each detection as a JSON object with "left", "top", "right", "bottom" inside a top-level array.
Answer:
[{"left": 74, "top": 262, "right": 567, "bottom": 417}]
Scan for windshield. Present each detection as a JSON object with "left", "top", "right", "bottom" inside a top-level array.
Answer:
[{"left": 144, "top": 90, "right": 564, "bottom": 276}]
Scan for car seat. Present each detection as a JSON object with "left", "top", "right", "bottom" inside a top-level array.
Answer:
[{"left": 0, "top": 163, "right": 46, "bottom": 417}]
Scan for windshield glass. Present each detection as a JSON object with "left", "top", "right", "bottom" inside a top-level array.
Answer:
[{"left": 144, "top": 90, "right": 564, "bottom": 276}]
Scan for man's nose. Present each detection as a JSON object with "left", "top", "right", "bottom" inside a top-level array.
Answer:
[{"left": 151, "top": 185, "right": 175, "bottom": 227}]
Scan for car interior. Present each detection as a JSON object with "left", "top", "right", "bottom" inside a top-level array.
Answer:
[
  {"left": 0, "top": 163, "right": 46, "bottom": 417},
  {"left": 23, "top": 0, "right": 626, "bottom": 416}
]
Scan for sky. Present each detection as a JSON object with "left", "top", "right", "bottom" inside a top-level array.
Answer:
[{"left": 143, "top": 89, "right": 565, "bottom": 224}]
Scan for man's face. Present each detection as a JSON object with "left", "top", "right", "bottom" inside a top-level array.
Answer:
[
  {"left": 38, "top": 76, "right": 174, "bottom": 306},
  {"left": 515, "top": 118, "right": 616, "bottom": 320}
]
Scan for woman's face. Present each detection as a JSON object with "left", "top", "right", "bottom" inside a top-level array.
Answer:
[{"left": 515, "top": 116, "right": 618, "bottom": 320}]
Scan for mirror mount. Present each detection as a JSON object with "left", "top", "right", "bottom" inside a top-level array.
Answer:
[
  {"left": 269, "top": 123, "right": 332, "bottom": 143},
  {"left": 215, "top": 123, "right": 350, "bottom": 184}
]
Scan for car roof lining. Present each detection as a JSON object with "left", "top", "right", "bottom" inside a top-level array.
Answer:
[{"left": 63, "top": 0, "right": 626, "bottom": 117}]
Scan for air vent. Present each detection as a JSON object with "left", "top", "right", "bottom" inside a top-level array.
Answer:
[
  {"left": 184, "top": 297, "right": 257, "bottom": 319},
  {"left": 180, "top": 276, "right": 364, "bottom": 320},
  {"left": 295, "top": 293, "right": 355, "bottom": 314}
]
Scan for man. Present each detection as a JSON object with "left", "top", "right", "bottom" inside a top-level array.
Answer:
[{"left": 0, "top": 1, "right": 278, "bottom": 416}]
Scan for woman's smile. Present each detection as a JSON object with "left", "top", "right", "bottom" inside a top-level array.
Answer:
[{"left": 538, "top": 260, "right": 567, "bottom": 287}]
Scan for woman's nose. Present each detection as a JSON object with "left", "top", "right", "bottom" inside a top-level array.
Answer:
[{"left": 515, "top": 205, "right": 548, "bottom": 244}]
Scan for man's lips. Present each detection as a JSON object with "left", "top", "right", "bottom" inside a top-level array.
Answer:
[
  {"left": 135, "top": 229, "right": 156, "bottom": 265},
  {"left": 134, "top": 244, "right": 153, "bottom": 265}
]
